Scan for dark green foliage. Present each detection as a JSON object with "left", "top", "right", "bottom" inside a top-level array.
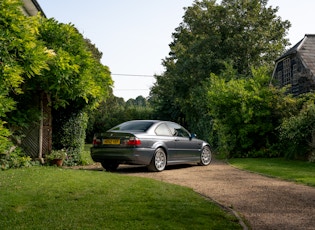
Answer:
[
  {"left": 279, "top": 94, "right": 315, "bottom": 161},
  {"left": 84, "top": 38, "right": 103, "bottom": 61},
  {"left": 53, "top": 110, "right": 88, "bottom": 166},
  {"left": 150, "top": 72, "right": 185, "bottom": 123},
  {"left": 150, "top": 0, "right": 290, "bottom": 143},
  {"left": 207, "top": 66, "right": 292, "bottom": 157},
  {"left": 126, "top": 95, "right": 149, "bottom": 107},
  {"left": 86, "top": 95, "right": 154, "bottom": 142}
]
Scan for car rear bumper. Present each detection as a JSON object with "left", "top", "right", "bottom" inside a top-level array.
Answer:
[{"left": 90, "top": 147, "right": 154, "bottom": 165}]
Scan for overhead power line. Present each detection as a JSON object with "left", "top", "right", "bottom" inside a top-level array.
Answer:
[{"left": 112, "top": 73, "right": 155, "bottom": 78}]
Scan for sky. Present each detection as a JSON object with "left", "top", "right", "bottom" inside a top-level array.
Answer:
[{"left": 36, "top": 0, "right": 315, "bottom": 101}]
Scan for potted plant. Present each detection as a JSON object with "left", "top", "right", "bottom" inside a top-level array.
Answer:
[{"left": 46, "top": 149, "right": 67, "bottom": 166}]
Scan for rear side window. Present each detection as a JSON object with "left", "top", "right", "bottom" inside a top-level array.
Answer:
[
  {"left": 111, "top": 121, "right": 154, "bottom": 131},
  {"left": 166, "top": 122, "right": 190, "bottom": 138},
  {"left": 155, "top": 123, "right": 171, "bottom": 136}
]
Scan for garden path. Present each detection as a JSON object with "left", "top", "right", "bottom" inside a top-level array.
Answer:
[{"left": 117, "top": 159, "right": 315, "bottom": 230}]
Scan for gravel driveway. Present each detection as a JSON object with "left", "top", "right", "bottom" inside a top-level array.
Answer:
[
  {"left": 76, "top": 159, "right": 315, "bottom": 229},
  {"left": 113, "top": 159, "right": 315, "bottom": 230}
]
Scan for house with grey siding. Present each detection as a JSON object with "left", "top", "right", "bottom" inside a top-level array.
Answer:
[
  {"left": 21, "top": 0, "right": 45, "bottom": 17},
  {"left": 272, "top": 34, "right": 315, "bottom": 96}
]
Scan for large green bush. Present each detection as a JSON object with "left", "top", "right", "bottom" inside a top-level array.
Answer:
[
  {"left": 53, "top": 109, "right": 88, "bottom": 166},
  {"left": 207, "top": 66, "right": 293, "bottom": 158},
  {"left": 279, "top": 96, "right": 315, "bottom": 161}
]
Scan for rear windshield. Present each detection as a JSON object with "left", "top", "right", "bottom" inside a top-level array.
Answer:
[{"left": 110, "top": 121, "right": 154, "bottom": 131}]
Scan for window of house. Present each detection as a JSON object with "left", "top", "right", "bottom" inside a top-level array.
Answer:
[
  {"left": 292, "top": 64, "right": 298, "bottom": 84},
  {"left": 277, "top": 70, "right": 282, "bottom": 85},
  {"left": 283, "top": 58, "right": 291, "bottom": 85}
]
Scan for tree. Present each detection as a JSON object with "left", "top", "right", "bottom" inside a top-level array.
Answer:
[
  {"left": 2, "top": 14, "right": 113, "bottom": 165},
  {"left": 34, "top": 18, "right": 112, "bottom": 164},
  {"left": 86, "top": 95, "right": 154, "bottom": 142},
  {"left": 0, "top": 0, "right": 113, "bottom": 167},
  {"left": 150, "top": 0, "right": 290, "bottom": 141},
  {"left": 0, "top": 0, "right": 49, "bottom": 154},
  {"left": 126, "top": 96, "right": 148, "bottom": 107},
  {"left": 86, "top": 95, "right": 125, "bottom": 142},
  {"left": 150, "top": 72, "right": 185, "bottom": 123},
  {"left": 34, "top": 18, "right": 112, "bottom": 109}
]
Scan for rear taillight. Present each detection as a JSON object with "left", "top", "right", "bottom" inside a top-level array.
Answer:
[
  {"left": 92, "top": 137, "right": 101, "bottom": 146},
  {"left": 127, "top": 137, "right": 141, "bottom": 146}
]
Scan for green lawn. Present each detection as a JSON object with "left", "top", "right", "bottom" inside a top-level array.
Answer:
[
  {"left": 0, "top": 167, "right": 241, "bottom": 230},
  {"left": 3, "top": 151, "right": 312, "bottom": 229},
  {"left": 228, "top": 158, "right": 315, "bottom": 187}
]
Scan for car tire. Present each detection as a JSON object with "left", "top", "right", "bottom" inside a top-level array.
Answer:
[
  {"left": 101, "top": 161, "right": 119, "bottom": 172},
  {"left": 198, "top": 146, "right": 212, "bottom": 166},
  {"left": 148, "top": 148, "right": 167, "bottom": 172}
]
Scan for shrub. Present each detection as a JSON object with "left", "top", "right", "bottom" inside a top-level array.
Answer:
[
  {"left": 207, "top": 66, "right": 288, "bottom": 158},
  {"left": 0, "top": 148, "right": 34, "bottom": 170},
  {"left": 0, "top": 121, "right": 13, "bottom": 155},
  {"left": 279, "top": 100, "right": 315, "bottom": 161},
  {"left": 46, "top": 149, "right": 67, "bottom": 161},
  {"left": 54, "top": 111, "right": 88, "bottom": 166}
]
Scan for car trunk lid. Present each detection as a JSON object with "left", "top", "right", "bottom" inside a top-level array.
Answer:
[{"left": 92, "top": 131, "right": 141, "bottom": 147}]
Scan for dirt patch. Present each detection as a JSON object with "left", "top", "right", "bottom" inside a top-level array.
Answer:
[{"left": 70, "top": 160, "right": 315, "bottom": 229}]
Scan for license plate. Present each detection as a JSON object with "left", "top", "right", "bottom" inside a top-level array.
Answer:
[{"left": 103, "top": 139, "right": 120, "bottom": 145}]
